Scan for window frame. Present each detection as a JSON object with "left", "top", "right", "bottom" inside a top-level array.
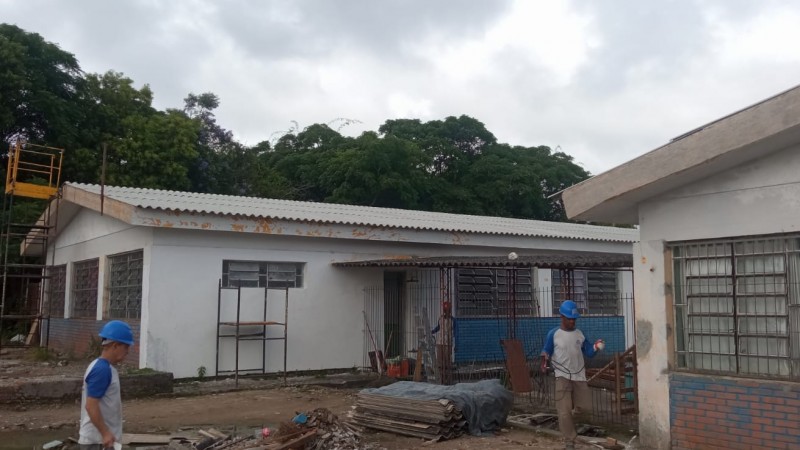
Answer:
[
  {"left": 671, "top": 236, "right": 800, "bottom": 380},
  {"left": 552, "top": 269, "right": 621, "bottom": 316},
  {"left": 455, "top": 267, "right": 535, "bottom": 318},
  {"left": 71, "top": 258, "right": 99, "bottom": 318},
  {"left": 106, "top": 250, "right": 144, "bottom": 319},
  {"left": 221, "top": 260, "right": 304, "bottom": 289},
  {"left": 45, "top": 264, "right": 67, "bottom": 318}
]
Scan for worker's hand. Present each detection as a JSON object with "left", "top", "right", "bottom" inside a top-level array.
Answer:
[
  {"left": 101, "top": 429, "right": 115, "bottom": 449},
  {"left": 540, "top": 357, "right": 548, "bottom": 374},
  {"left": 593, "top": 339, "right": 605, "bottom": 352}
]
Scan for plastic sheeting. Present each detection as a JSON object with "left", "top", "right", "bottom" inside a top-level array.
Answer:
[{"left": 360, "top": 379, "right": 514, "bottom": 436}]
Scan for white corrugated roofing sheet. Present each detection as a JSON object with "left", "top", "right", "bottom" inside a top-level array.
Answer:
[{"left": 67, "top": 183, "right": 639, "bottom": 243}]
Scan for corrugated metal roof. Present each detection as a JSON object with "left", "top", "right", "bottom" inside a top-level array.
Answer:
[
  {"left": 333, "top": 254, "right": 633, "bottom": 269},
  {"left": 66, "top": 183, "right": 639, "bottom": 242}
]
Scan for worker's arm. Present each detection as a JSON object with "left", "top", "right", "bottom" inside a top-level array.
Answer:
[
  {"left": 85, "top": 396, "right": 115, "bottom": 448},
  {"left": 540, "top": 328, "right": 557, "bottom": 373}
]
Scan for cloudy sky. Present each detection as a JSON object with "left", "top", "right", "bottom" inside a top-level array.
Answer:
[{"left": 3, "top": 0, "right": 800, "bottom": 174}]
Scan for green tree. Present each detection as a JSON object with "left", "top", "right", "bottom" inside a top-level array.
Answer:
[
  {"left": 319, "top": 132, "right": 426, "bottom": 208},
  {"left": 0, "top": 24, "right": 84, "bottom": 146},
  {"left": 105, "top": 110, "right": 199, "bottom": 190}
]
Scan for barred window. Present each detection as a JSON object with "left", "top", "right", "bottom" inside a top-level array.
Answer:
[
  {"left": 72, "top": 259, "right": 99, "bottom": 318},
  {"left": 107, "top": 250, "right": 143, "bottom": 319},
  {"left": 552, "top": 270, "right": 620, "bottom": 316},
  {"left": 672, "top": 237, "right": 800, "bottom": 379},
  {"left": 222, "top": 261, "right": 304, "bottom": 288},
  {"left": 455, "top": 268, "right": 534, "bottom": 317},
  {"left": 45, "top": 265, "right": 67, "bottom": 318}
]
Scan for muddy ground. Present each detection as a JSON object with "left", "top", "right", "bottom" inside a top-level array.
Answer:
[{"left": 0, "top": 348, "right": 590, "bottom": 449}]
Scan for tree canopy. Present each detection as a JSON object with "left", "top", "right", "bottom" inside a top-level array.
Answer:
[{"left": 1, "top": 23, "right": 591, "bottom": 222}]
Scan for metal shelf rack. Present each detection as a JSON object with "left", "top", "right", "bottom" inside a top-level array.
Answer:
[{"left": 215, "top": 281, "right": 288, "bottom": 386}]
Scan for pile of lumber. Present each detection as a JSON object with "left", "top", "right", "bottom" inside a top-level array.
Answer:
[{"left": 351, "top": 392, "right": 467, "bottom": 441}]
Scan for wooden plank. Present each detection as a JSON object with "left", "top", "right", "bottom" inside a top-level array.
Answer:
[
  {"left": 502, "top": 339, "right": 533, "bottom": 393},
  {"left": 269, "top": 430, "right": 318, "bottom": 450},
  {"left": 121, "top": 433, "right": 172, "bottom": 445}
]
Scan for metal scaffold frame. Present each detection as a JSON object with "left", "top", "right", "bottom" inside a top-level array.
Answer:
[
  {"left": 215, "top": 281, "right": 289, "bottom": 387},
  {"left": 1, "top": 141, "right": 64, "bottom": 354}
]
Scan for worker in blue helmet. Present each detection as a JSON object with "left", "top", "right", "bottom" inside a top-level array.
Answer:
[
  {"left": 540, "top": 300, "right": 604, "bottom": 450},
  {"left": 79, "top": 320, "right": 134, "bottom": 449}
]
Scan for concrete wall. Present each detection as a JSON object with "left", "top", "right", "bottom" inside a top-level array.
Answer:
[
  {"left": 633, "top": 144, "right": 800, "bottom": 449},
  {"left": 670, "top": 373, "right": 800, "bottom": 449}
]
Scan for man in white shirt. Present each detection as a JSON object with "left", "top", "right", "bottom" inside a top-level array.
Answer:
[
  {"left": 541, "top": 300, "right": 604, "bottom": 450},
  {"left": 79, "top": 320, "right": 134, "bottom": 449}
]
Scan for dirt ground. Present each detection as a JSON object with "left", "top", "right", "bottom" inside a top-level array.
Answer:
[
  {"left": 0, "top": 348, "right": 593, "bottom": 449},
  {"left": 1, "top": 385, "right": 586, "bottom": 449}
]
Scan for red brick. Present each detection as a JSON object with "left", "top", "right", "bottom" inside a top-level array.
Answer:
[
  {"left": 751, "top": 403, "right": 774, "bottom": 410},
  {"left": 764, "top": 397, "right": 786, "bottom": 405},
  {"left": 739, "top": 436, "right": 763, "bottom": 446},
  {"left": 774, "top": 434, "right": 800, "bottom": 444},
  {"left": 775, "top": 405, "right": 796, "bottom": 413},
  {"left": 726, "top": 400, "right": 749, "bottom": 408},
  {"left": 775, "top": 419, "right": 799, "bottom": 430},
  {"left": 738, "top": 394, "right": 759, "bottom": 402}
]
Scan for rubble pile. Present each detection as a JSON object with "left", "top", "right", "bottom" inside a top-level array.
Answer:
[
  {"left": 261, "top": 407, "right": 377, "bottom": 450},
  {"left": 350, "top": 392, "right": 466, "bottom": 441}
]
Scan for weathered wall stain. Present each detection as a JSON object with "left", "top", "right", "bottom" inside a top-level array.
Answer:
[{"left": 637, "top": 319, "right": 653, "bottom": 358}]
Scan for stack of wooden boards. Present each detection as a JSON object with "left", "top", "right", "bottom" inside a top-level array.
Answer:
[{"left": 351, "top": 392, "right": 467, "bottom": 441}]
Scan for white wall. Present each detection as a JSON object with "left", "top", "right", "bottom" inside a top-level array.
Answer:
[
  {"left": 48, "top": 209, "right": 153, "bottom": 367},
  {"left": 633, "top": 144, "right": 800, "bottom": 449},
  {"left": 145, "top": 227, "right": 634, "bottom": 378}
]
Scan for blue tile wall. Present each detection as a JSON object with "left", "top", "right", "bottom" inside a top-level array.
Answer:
[{"left": 453, "top": 316, "right": 626, "bottom": 364}]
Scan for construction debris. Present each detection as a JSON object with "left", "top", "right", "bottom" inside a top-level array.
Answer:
[{"left": 351, "top": 393, "right": 466, "bottom": 441}]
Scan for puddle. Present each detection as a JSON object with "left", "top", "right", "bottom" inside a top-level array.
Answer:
[{"left": 1, "top": 429, "right": 73, "bottom": 450}]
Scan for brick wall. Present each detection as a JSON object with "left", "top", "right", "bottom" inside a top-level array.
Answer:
[
  {"left": 453, "top": 316, "right": 626, "bottom": 363},
  {"left": 670, "top": 372, "right": 800, "bottom": 449},
  {"left": 44, "top": 318, "right": 140, "bottom": 366}
]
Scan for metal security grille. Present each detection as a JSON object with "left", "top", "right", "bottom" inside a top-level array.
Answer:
[
  {"left": 552, "top": 270, "right": 620, "bottom": 316},
  {"left": 455, "top": 267, "right": 535, "bottom": 317},
  {"left": 672, "top": 237, "right": 800, "bottom": 379},
  {"left": 71, "top": 259, "right": 99, "bottom": 318},
  {"left": 222, "top": 261, "right": 304, "bottom": 288},
  {"left": 45, "top": 265, "right": 67, "bottom": 318},
  {"left": 108, "top": 250, "right": 143, "bottom": 319}
]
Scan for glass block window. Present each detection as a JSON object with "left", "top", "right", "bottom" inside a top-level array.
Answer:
[
  {"left": 552, "top": 270, "right": 620, "bottom": 316},
  {"left": 671, "top": 237, "right": 800, "bottom": 379},
  {"left": 222, "top": 261, "right": 304, "bottom": 288},
  {"left": 46, "top": 265, "right": 67, "bottom": 318},
  {"left": 72, "top": 258, "right": 99, "bottom": 318},
  {"left": 107, "top": 250, "right": 143, "bottom": 319},
  {"left": 455, "top": 267, "right": 535, "bottom": 317}
]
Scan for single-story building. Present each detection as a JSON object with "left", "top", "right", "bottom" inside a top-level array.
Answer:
[
  {"left": 561, "top": 85, "right": 800, "bottom": 449},
  {"left": 34, "top": 182, "right": 637, "bottom": 379}
]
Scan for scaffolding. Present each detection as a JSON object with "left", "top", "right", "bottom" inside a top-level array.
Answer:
[
  {"left": 215, "top": 281, "right": 289, "bottom": 386},
  {"left": 0, "top": 141, "right": 64, "bottom": 353}
]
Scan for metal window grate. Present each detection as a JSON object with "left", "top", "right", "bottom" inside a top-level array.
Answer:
[
  {"left": 552, "top": 270, "right": 621, "bottom": 316},
  {"left": 455, "top": 267, "right": 535, "bottom": 317},
  {"left": 71, "top": 259, "right": 99, "bottom": 318},
  {"left": 222, "top": 261, "right": 304, "bottom": 288},
  {"left": 45, "top": 265, "right": 67, "bottom": 318},
  {"left": 672, "top": 237, "right": 800, "bottom": 379},
  {"left": 108, "top": 250, "right": 143, "bottom": 319}
]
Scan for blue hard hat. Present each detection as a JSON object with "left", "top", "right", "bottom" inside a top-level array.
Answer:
[
  {"left": 559, "top": 300, "right": 580, "bottom": 319},
  {"left": 99, "top": 320, "right": 134, "bottom": 346}
]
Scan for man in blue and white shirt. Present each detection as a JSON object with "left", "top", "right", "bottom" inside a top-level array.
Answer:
[
  {"left": 541, "top": 300, "right": 604, "bottom": 450},
  {"left": 79, "top": 320, "right": 134, "bottom": 450}
]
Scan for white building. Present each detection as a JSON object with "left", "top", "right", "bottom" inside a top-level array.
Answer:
[
  {"left": 561, "top": 85, "right": 800, "bottom": 449},
  {"left": 37, "top": 183, "right": 637, "bottom": 378}
]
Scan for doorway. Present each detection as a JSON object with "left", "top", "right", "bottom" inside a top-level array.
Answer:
[{"left": 383, "top": 271, "right": 405, "bottom": 359}]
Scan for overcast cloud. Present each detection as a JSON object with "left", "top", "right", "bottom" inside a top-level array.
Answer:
[{"left": 3, "top": 0, "right": 800, "bottom": 174}]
